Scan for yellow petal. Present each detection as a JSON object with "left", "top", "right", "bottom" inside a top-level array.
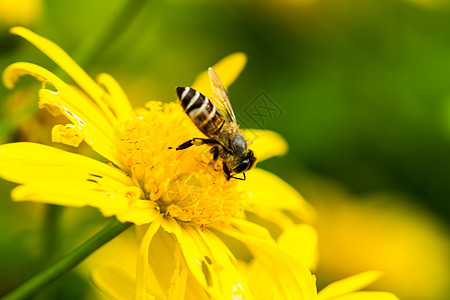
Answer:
[
  {"left": 137, "top": 218, "right": 163, "bottom": 300},
  {"left": 191, "top": 52, "right": 247, "bottom": 97},
  {"left": 224, "top": 219, "right": 317, "bottom": 299},
  {"left": 168, "top": 259, "right": 188, "bottom": 300},
  {"left": 170, "top": 222, "right": 252, "bottom": 299},
  {"left": 9, "top": 26, "right": 118, "bottom": 125},
  {"left": 40, "top": 88, "right": 123, "bottom": 168},
  {"left": 0, "top": 143, "right": 158, "bottom": 224},
  {"left": 0, "top": 142, "right": 130, "bottom": 185},
  {"left": 201, "top": 229, "right": 254, "bottom": 300},
  {"left": 84, "top": 228, "right": 139, "bottom": 299},
  {"left": 184, "top": 271, "right": 210, "bottom": 300},
  {"left": 11, "top": 183, "right": 124, "bottom": 209},
  {"left": 12, "top": 184, "right": 158, "bottom": 225},
  {"left": 242, "top": 168, "right": 316, "bottom": 224},
  {"left": 318, "top": 271, "right": 383, "bottom": 299},
  {"left": 96, "top": 73, "right": 133, "bottom": 123},
  {"left": 3, "top": 62, "right": 124, "bottom": 168},
  {"left": 242, "top": 129, "right": 288, "bottom": 162},
  {"left": 91, "top": 264, "right": 136, "bottom": 300},
  {"left": 116, "top": 198, "right": 160, "bottom": 225},
  {"left": 129, "top": 226, "right": 167, "bottom": 300},
  {"left": 278, "top": 224, "right": 318, "bottom": 270},
  {"left": 150, "top": 227, "right": 182, "bottom": 299},
  {"left": 242, "top": 261, "right": 274, "bottom": 300},
  {"left": 332, "top": 291, "right": 399, "bottom": 300},
  {"left": 142, "top": 219, "right": 208, "bottom": 299}
]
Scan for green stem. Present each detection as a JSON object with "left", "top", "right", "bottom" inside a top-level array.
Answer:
[
  {"left": 2, "top": 219, "right": 132, "bottom": 300},
  {"left": 42, "top": 204, "right": 63, "bottom": 259}
]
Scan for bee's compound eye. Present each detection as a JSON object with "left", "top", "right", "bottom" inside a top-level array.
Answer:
[{"left": 233, "top": 159, "right": 250, "bottom": 174}]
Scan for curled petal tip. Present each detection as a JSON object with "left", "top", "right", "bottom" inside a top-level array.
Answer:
[
  {"left": 3, "top": 65, "right": 19, "bottom": 89},
  {"left": 9, "top": 26, "right": 28, "bottom": 36},
  {"left": 231, "top": 52, "right": 248, "bottom": 63},
  {"left": 222, "top": 52, "right": 247, "bottom": 73}
]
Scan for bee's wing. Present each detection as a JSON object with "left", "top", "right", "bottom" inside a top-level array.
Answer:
[{"left": 208, "top": 68, "right": 238, "bottom": 124}]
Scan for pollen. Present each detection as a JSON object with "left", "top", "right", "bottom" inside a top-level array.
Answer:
[{"left": 117, "top": 101, "right": 245, "bottom": 227}]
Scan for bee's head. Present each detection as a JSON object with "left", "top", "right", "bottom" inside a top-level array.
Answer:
[{"left": 232, "top": 149, "right": 256, "bottom": 174}]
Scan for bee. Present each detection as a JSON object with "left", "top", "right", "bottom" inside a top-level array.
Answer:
[{"left": 174, "top": 68, "right": 256, "bottom": 180}]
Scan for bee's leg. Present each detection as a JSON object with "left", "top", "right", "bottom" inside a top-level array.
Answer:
[
  {"left": 210, "top": 146, "right": 220, "bottom": 162},
  {"left": 222, "top": 162, "right": 231, "bottom": 180},
  {"left": 174, "top": 140, "right": 195, "bottom": 150},
  {"left": 223, "top": 162, "right": 246, "bottom": 181},
  {"left": 174, "top": 138, "right": 218, "bottom": 150},
  {"left": 209, "top": 146, "right": 222, "bottom": 171}
]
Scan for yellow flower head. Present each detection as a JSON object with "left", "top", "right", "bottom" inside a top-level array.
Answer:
[
  {"left": 0, "top": 27, "right": 313, "bottom": 299},
  {"left": 0, "top": 27, "right": 398, "bottom": 300},
  {"left": 117, "top": 100, "right": 247, "bottom": 227},
  {"left": 1, "top": 27, "right": 290, "bottom": 228}
]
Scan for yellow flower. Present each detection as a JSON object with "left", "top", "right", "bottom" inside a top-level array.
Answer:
[
  {"left": 1, "top": 27, "right": 316, "bottom": 299},
  {"left": 240, "top": 224, "right": 399, "bottom": 300},
  {"left": 1, "top": 27, "right": 400, "bottom": 300},
  {"left": 302, "top": 177, "right": 450, "bottom": 300},
  {"left": 87, "top": 222, "right": 398, "bottom": 299},
  {"left": 0, "top": 0, "right": 42, "bottom": 31}
]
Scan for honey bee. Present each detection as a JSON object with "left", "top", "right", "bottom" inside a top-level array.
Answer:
[{"left": 174, "top": 68, "right": 256, "bottom": 180}]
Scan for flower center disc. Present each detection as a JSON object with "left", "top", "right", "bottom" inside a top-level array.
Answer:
[{"left": 117, "top": 101, "right": 245, "bottom": 227}]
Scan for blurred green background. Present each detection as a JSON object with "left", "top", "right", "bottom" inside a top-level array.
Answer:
[{"left": 0, "top": 0, "right": 449, "bottom": 299}]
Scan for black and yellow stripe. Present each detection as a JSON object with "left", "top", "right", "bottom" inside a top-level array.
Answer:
[{"left": 176, "top": 87, "right": 225, "bottom": 136}]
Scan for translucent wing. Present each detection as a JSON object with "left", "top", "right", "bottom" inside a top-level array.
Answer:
[{"left": 208, "top": 68, "right": 238, "bottom": 124}]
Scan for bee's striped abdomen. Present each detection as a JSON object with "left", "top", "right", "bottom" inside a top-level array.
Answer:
[{"left": 176, "top": 87, "right": 225, "bottom": 136}]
